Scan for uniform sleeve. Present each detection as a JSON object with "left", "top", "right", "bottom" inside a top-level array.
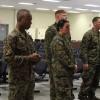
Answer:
[
  {"left": 65, "top": 35, "right": 75, "bottom": 65},
  {"left": 80, "top": 32, "right": 91, "bottom": 64},
  {"left": 53, "top": 40, "right": 73, "bottom": 68},
  {"left": 3, "top": 35, "right": 32, "bottom": 66},
  {"left": 45, "top": 27, "right": 57, "bottom": 64}
]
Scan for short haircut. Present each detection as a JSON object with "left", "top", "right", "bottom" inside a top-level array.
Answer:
[
  {"left": 92, "top": 17, "right": 100, "bottom": 23},
  {"left": 17, "top": 9, "right": 30, "bottom": 21},
  {"left": 55, "top": 10, "right": 66, "bottom": 15},
  {"left": 57, "top": 19, "right": 69, "bottom": 31}
]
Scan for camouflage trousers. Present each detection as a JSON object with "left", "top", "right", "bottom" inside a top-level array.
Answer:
[
  {"left": 8, "top": 81, "right": 35, "bottom": 100},
  {"left": 48, "top": 65, "right": 56, "bottom": 100},
  {"left": 53, "top": 75, "right": 74, "bottom": 100},
  {"left": 51, "top": 64, "right": 74, "bottom": 100},
  {"left": 78, "top": 65, "right": 100, "bottom": 100}
]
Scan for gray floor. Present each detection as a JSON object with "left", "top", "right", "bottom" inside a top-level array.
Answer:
[{"left": 0, "top": 78, "right": 100, "bottom": 100}]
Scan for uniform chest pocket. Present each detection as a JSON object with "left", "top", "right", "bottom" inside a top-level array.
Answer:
[
  {"left": 90, "top": 38, "right": 98, "bottom": 49},
  {"left": 16, "top": 38, "right": 27, "bottom": 51}
]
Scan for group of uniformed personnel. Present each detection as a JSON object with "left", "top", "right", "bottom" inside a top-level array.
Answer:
[
  {"left": 45, "top": 10, "right": 68, "bottom": 100},
  {"left": 78, "top": 17, "right": 100, "bottom": 100},
  {"left": 3, "top": 8, "right": 100, "bottom": 100},
  {"left": 45, "top": 10, "right": 100, "bottom": 100}
]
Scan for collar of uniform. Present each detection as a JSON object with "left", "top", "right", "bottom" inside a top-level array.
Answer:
[
  {"left": 14, "top": 27, "right": 27, "bottom": 38},
  {"left": 54, "top": 22, "right": 58, "bottom": 29},
  {"left": 92, "top": 27, "right": 99, "bottom": 33}
]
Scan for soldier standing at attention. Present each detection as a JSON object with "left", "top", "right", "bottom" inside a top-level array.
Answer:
[
  {"left": 45, "top": 9, "right": 68, "bottom": 100},
  {"left": 3, "top": 9, "right": 40, "bottom": 100},
  {"left": 50, "top": 19, "right": 75, "bottom": 100},
  {"left": 78, "top": 17, "right": 100, "bottom": 100}
]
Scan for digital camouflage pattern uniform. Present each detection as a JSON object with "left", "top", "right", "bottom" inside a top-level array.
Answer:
[
  {"left": 45, "top": 23, "right": 71, "bottom": 100},
  {"left": 45, "top": 23, "right": 57, "bottom": 100},
  {"left": 50, "top": 33, "right": 75, "bottom": 100},
  {"left": 78, "top": 29, "right": 100, "bottom": 100},
  {"left": 3, "top": 28, "right": 35, "bottom": 100}
]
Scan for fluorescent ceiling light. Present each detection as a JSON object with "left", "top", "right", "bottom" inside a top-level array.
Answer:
[
  {"left": 91, "top": 10, "right": 100, "bottom": 12},
  {"left": 75, "top": 8, "right": 88, "bottom": 11},
  {"left": 0, "top": 5, "right": 14, "bottom": 7},
  {"left": 85, "top": 4, "right": 100, "bottom": 7},
  {"left": 53, "top": 9, "right": 57, "bottom": 12},
  {"left": 58, "top": 6, "right": 72, "bottom": 9},
  {"left": 36, "top": 8, "right": 50, "bottom": 10},
  {"left": 42, "top": 0, "right": 60, "bottom": 3},
  {"left": 18, "top": 2, "right": 34, "bottom": 5},
  {"left": 68, "top": 10, "right": 80, "bottom": 13}
]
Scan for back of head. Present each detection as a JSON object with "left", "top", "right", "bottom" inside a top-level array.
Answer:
[
  {"left": 55, "top": 9, "right": 67, "bottom": 22},
  {"left": 57, "top": 19, "right": 69, "bottom": 31},
  {"left": 55, "top": 10, "right": 66, "bottom": 16}
]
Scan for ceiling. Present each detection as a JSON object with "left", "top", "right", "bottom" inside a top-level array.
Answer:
[{"left": 1, "top": 0, "right": 100, "bottom": 13}]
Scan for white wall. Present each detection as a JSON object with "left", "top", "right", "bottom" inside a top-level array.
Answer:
[
  {"left": 0, "top": 8, "right": 15, "bottom": 33},
  {"left": 0, "top": 8, "right": 100, "bottom": 40},
  {"left": 30, "top": 10, "right": 55, "bottom": 40},
  {"left": 68, "top": 13, "right": 100, "bottom": 40}
]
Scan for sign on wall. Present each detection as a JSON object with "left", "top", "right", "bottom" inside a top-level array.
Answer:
[
  {"left": 0, "top": 24, "right": 8, "bottom": 58},
  {"left": 0, "top": 24, "right": 8, "bottom": 41}
]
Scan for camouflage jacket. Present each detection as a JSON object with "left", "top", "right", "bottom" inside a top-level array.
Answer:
[
  {"left": 50, "top": 34, "right": 75, "bottom": 71},
  {"left": 80, "top": 28, "right": 100, "bottom": 65},
  {"left": 45, "top": 23, "right": 71, "bottom": 65},
  {"left": 3, "top": 28, "right": 35, "bottom": 83},
  {"left": 45, "top": 23, "right": 57, "bottom": 65}
]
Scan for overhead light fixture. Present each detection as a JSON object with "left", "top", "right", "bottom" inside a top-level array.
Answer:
[
  {"left": 68, "top": 10, "right": 80, "bottom": 13},
  {"left": 36, "top": 8, "right": 50, "bottom": 11},
  {"left": 85, "top": 4, "right": 100, "bottom": 7},
  {"left": 91, "top": 10, "right": 100, "bottom": 12},
  {"left": 18, "top": 2, "right": 34, "bottom": 5},
  {"left": 52, "top": 9, "right": 57, "bottom": 12},
  {"left": 42, "top": 0, "right": 60, "bottom": 3},
  {"left": 58, "top": 6, "right": 72, "bottom": 9},
  {"left": 0, "top": 5, "right": 14, "bottom": 8},
  {"left": 75, "top": 8, "right": 88, "bottom": 11}
]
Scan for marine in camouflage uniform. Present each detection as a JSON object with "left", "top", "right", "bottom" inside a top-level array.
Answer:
[
  {"left": 45, "top": 10, "right": 68, "bottom": 100},
  {"left": 45, "top": 23, "right": 57, "bottom": 100},
  {"left": 50, "top": 19, "right": 75, "bottom": 100},
  {"left": 78, "top": 17, "right": 100, "bottom": 100},
  {"left": 3, "top": 9, "right": 40, "bottom": 100}
]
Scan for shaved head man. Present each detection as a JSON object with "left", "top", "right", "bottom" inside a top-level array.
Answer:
[{"left": 3, "top": 9, "right": 40, "bottom": 100}]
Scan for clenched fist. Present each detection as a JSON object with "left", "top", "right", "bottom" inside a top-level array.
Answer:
[{"left": 29, "top": 53, "right": 41, "bottom": 64}]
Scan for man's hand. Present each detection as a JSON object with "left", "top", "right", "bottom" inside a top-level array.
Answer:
[
  {"left": 74, "top": 64, "right": 78, "bottom": 72},
  {"left": 29, "top": 53, "right": 41, "bottom": 63},
  {"left": 83, "top": 64, "right": 89, "bottom": 71}
]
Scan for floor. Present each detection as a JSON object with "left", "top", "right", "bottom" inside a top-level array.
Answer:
[{"left": 0, "top": 78, "right": 100, "bottom": 100}]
